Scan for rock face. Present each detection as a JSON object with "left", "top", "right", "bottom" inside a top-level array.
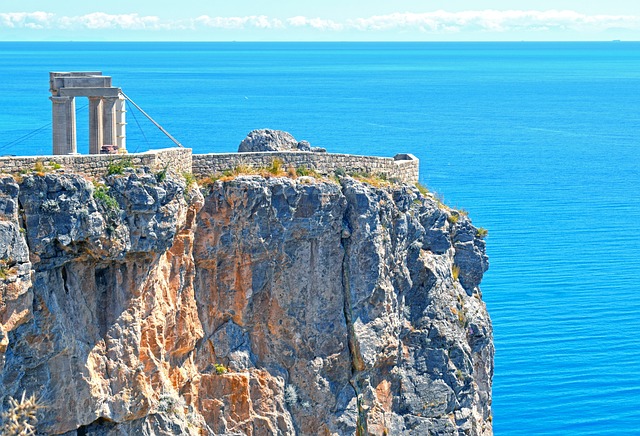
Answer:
[
  {"left": 0, "top": 169, "right": 493, "bottom": 435},
  {"left": 238, "top": 129, "right": 326, "bottom": 153}
]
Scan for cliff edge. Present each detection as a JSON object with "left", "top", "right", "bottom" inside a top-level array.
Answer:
[{"left": 0, "top": 168, "right": 493, "bottom": 435}]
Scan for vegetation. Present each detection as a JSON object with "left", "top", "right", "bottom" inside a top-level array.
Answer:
[
  {"left": 295, "top": 166, "right": 321, "bottom": 178},
  {"left": 199, "top": 161, "right": 327, "bottom": 186},
  {"left": 334, "top": 167, "right": 347, "bottom": 178},
  {"left": 0, "top": 392, "right": 44, "bottom": 436},
  {"left": 415, "top": 182, "right": 429, "bottom": 196},
  {"left": 155, "top": 165, "right": 168, "bottom": 182},
  {"left": 33, "top": 160, "right": 45, "bottom": 176},
  {"left": 476, "top": 227, "right": 489, "bottom": 239},
  {"left": 457, "top": 310, "right": 467, "bottom": 328},
  {"left": 447, "top": 213, "right": 459, "bottom": 224},
  {"left": 197, "top": 160, "right": 404, "bottom": 189},
  {"left": 284, "top": 385, "right": 299, "bottom": 408},
  {"left": 0, "top": 261, "right": 11, "bottom": 280},
  {"left": 452, "top": 264, "right": 460, "bottom": 282},
  {"left": 40, "top": 199, "right": 60, "bottom": 213},
  {"left": 348, "top": 171, "right": 393, "bottom": 188},
  {"left": 182, "top": 172, "right": 196, "bottom": 189},
  {"left": 31, "top": 160, "right": 63, "bottom": 177},
  {"left": 157, "top": 392, "right": 185, "bottom": 415},
  {"left": 214, "top": 363, "right": 228, "bottom": 375},
  {"left": 106, "top": 157, "right": 133, "bottom": 176},
  {"left": 93, "top": 184, "right": 119, "bottom": 211},
  {"left": 268, "top": 158, "right": 284, "bottom": 175}
]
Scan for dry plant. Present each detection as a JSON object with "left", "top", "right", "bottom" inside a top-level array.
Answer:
[{"left": 1, "top": 392, "right": 45, "bottom": 436}]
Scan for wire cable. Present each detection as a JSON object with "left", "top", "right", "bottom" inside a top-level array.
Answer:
[
  {"left": 120, "top": 92, "right": 183, "bottom": 148},
  {"left": 0, "top": 103, "right": 89, "bottom": 154},
  {"left": 126, "top": 99, "right": 149, "bottom": 153}
]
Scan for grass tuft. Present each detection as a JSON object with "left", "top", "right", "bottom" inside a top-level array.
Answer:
[
  {"left": 452, "top": 264, "right": 460, "bottom": 282},
  {"left": 182, "top": 172, "right": 196, "bottom": 189},
  {"left": 268, "top": 158, "right": 285, "bottom": 176},
  {"left": 415, "top": 182, "right": 429, "bottom": 196}
]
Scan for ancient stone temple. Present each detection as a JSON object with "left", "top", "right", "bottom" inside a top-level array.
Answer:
[{"left": 49, "top": 72, "right": 126, "bottom": 155}]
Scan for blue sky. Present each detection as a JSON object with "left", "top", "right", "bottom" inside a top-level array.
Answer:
[{"left": 1, "top": 0, "right": 640, "bottom": 41}]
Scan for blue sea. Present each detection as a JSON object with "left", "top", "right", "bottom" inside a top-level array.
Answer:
[{"left": 1, "top": 42, "right": 640, "bottom": 435}]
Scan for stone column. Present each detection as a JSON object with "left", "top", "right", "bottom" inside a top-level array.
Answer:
[
  {"left": 88, "top": 97, "right": 104, "bottom": 154},
  {"left": 50, "top": 96, "right": 77, "bottom": 155},
  {"left": 102, "top": 96, "right": 118, "bottom": 146},
  {"left": 115, "top": 96, "right": 126, "bottom": 152}
]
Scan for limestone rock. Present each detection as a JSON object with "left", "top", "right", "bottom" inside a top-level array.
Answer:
[
  {"left": 0, "top": 170, "right": 492, "bottom": 435},
  {"left": 238, "top": 129, "right": 326, "bottom": 153},
  {"left": 0, "top": 176, "right": 33, "bottom": 373}
]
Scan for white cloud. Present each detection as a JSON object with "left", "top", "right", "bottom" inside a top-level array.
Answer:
[
  {"left": 0, "top": 10, "right": 639, "bottom": 35},
  {"left": 0, "top": 12, "right": 53, "bottom": 29},
  {"left": 195, "top": 15, "right": 284, "bottom": 30},
  {"left": 58, "top": 13, "right": 163, "bottom": 30},
  {"left": 346, "top": 10, "right": 640, "bottom": 33},
  {"left": 287, "top": 16, "right": 343, "bottom": 31}
]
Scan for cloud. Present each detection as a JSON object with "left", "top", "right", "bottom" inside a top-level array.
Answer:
[
  {"left": 0, "top": 12, "right": 53, "bottom": 29},
  {"left": 1, "top": 10, "right": 639, "bottom": 35},
  {"left": 195, "top": 15, "right": 284, "bottom": 30},
  {"left": 58, "top": 13, "right": 163, "bottom": 30},
  {"left": 346, "top": 10, "right": 640, "bottom": 33},
  {"left": 287, "top": 16, "right": 343, "bottom": 31}
]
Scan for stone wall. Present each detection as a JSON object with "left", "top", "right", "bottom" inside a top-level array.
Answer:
[
  {"left": 0, "top": 148, "right": 192, "bottom": 179},
  {"left": 0, "top": 148, "right": 419, "bottom": 184},
  {"left": 192, "top": 151, "right": 419, "bottom": 184}
]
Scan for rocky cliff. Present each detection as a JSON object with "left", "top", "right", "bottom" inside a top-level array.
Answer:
[{"left": 0, "top": 168, "right": 493, "bottom": 435}]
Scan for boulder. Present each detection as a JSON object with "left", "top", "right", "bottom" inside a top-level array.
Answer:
[{"left": 238, "top": 129, "right": 326, "bottom": 153}]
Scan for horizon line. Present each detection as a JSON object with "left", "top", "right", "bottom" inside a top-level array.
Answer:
[{"left": 0, "top": 39, "right": 638, "bottom": 43}]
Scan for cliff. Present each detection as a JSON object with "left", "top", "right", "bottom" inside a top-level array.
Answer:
[{"left": 0, "top": 168, "right": 493, "bottom": 435}]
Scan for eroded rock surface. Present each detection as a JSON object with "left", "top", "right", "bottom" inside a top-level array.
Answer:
[
  {"left": 0, "top": 170, "right": 492, "bottom": 435},
  {"left": 238, "top": 129, "right": 326, "bottom": 153}
]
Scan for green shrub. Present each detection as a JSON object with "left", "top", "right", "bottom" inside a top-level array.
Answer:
[
  {"left": 93, "top": 185, "right": 119, "bottom": 210},
  {"left": 334, "top": 167, "right": 347, "bottom": 178},
  {"left": 296, "top": 166, "right": 311, "bottom": 177},
  {"left": 476, "top": 227, "right": 489, "bottom": 239},
  {"left": 447, "top": 213, "right": 459, "bottom": 224},
  {"left": 0, "top": 269, "right": 7, "bottom": 280},
  {"left": 268, "top": 158, "right": 284, "bottom": 175},
  {"left": 107, "top": 157, "right": 133, "bottom": 176},
  {"left": 155, "top": 165, "right": 168, "bottom": 183},
  {"left": 214, "top": 363, "right": 228, "bottom": 375},
  {"left": 182, "top": 172, "right": 196, "bottom": 189}
]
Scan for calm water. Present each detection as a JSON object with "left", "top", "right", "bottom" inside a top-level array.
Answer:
[{"left": 1, "top": 42, "right": 640, "bottom": 435}]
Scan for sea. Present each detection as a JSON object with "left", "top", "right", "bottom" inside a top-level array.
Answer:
[{"left": 1, "top": 42, "right": 639, "bottom": 435}]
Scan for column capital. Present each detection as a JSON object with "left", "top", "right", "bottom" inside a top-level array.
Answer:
[{"left": 50, "top": 95, "right": 73, "bottom": 103}]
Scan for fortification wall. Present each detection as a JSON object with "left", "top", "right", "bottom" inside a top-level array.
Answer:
[
  {"left": 0, "top": 148, "right": 419, "bottom": 184},
  {"left": 192, "top": 151, "right": 419, "bottom": 184},
  {"left": 0, "top": 148, "right": 192, "bottom": 179}
]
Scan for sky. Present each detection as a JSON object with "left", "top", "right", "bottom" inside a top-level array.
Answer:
[{"left": 1, "top": 0, "right": 640, "bottom": 41}]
